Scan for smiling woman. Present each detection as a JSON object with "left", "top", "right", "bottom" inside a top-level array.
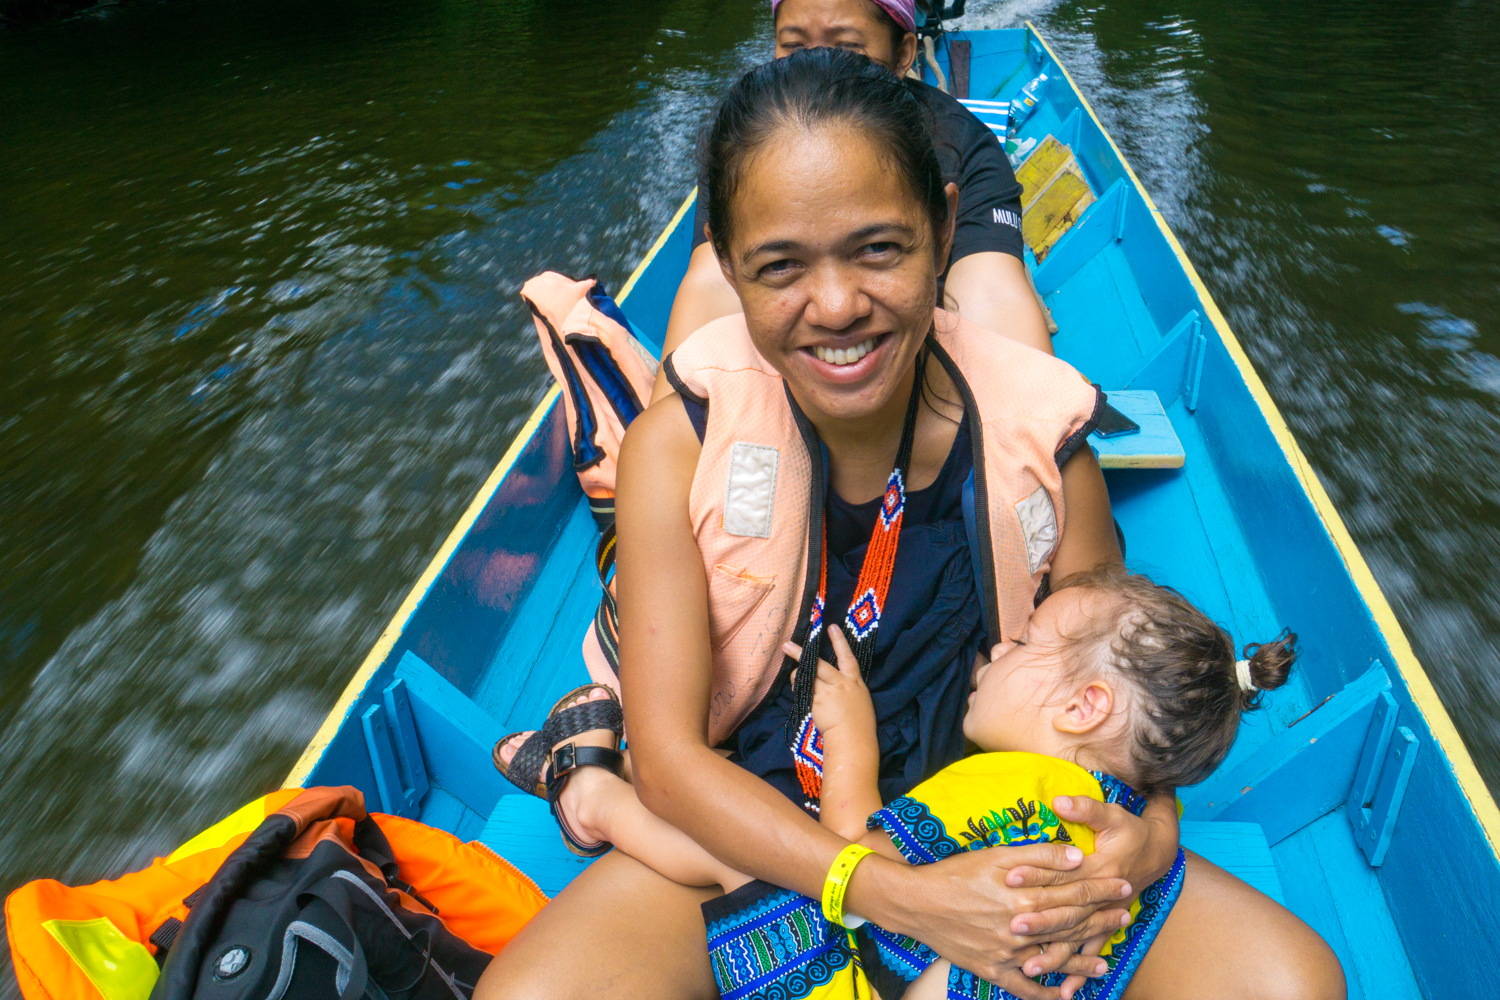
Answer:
[{"left": 476, "top": 47, "right": 1160, "bottom": 1000}]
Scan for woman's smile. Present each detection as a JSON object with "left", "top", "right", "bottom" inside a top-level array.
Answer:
[{"left": 801, "top": 332, "right": 893, "bottom": 384}]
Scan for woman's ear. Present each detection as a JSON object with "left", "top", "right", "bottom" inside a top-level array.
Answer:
[
  {"left": 1052, "top": 680, "right": 1115, "bottom": 735},
  {"left": 937, "top": 181, "right": 959, "bottom": 272},
  {"left": 896, "top": 31, "right": 919, "bottom": 78}
]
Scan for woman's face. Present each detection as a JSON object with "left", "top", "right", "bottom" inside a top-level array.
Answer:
[
  {"left": 717, "top": 124, "right": 953, "bottom": 423},
  {"left": 774, "top": 0, "right": 917, "bottom": 77}
]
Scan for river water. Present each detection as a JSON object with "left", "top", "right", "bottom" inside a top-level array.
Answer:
[{"left": 0, "top": 0, "right": 1496, "bottom": 980}]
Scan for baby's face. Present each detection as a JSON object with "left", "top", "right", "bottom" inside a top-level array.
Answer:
[{"left": 963, "top": 587, "right": 1099, "bottom": 752}]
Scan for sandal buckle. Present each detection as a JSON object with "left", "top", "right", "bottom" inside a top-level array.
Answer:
[{"left": 551, "top": 743, "right": 578, "bottom": 779}]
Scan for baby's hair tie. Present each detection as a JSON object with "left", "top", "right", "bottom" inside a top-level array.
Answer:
[{"left": 1235, "top": 658, "right": 1257, "bottom": 693}]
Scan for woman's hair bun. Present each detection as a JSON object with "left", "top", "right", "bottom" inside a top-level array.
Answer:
[{"left": 1242, "top": 628, "right": 1297, "bottom": 704}]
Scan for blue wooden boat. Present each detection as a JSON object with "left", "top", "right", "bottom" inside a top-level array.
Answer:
[{"left": 285, "top": 25, "right": 1500, "bottom": 998}]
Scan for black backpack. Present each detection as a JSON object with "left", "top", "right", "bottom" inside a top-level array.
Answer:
[{"left": 149, "top": 803, "right": 492, "bottom": 1000}]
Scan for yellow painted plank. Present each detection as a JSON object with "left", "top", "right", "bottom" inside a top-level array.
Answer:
[
  {"left": 1015, "top": 135, "right": 1072, "bottom": 210},
  {"left": 1025, "top": 166, "right": 1095, "bottom": 261},
  {"left": 1026, "top": 22, "right": 1500, "bottom": 849},
  {"left": 1097, "top": 453, "right": 1185, "bottom": 470}
]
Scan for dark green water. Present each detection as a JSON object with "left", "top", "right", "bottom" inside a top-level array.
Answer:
[{"left": 1, "top": 0, "right": 1496, "bottom": 981}]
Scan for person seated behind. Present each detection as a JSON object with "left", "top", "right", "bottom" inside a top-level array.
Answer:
[
  {"left": 653, "top": 0, "right": 1052, "bottom": 406},
  {"left": 502, "top": 566, "right": 1337, "bottom": 1000}
]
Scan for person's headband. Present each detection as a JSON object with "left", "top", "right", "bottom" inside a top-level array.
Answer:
[{"left": 770, "top": 0, "right": 917, "bottom": 36}]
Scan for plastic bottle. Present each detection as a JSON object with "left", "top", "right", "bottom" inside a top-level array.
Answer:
[{"left": 1004, "top": 72, "right": 1048, "bottom": 163}]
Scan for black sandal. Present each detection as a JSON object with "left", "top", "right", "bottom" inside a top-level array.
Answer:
[{"left": 492, "top": 683, "right": 625, "bottom": 857}]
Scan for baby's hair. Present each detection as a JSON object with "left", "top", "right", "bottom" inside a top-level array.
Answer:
[{"left": 1051, "top": 565, "right": 1295, "bottom": 795}]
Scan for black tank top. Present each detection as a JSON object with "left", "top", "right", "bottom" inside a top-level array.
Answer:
[{"left": 684, "top": 398, "right": 985, "bottom": 811}]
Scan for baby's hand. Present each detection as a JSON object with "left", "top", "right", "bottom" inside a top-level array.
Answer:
[{"left": 782, "top": 627, "right": 875, "bottom": 743}]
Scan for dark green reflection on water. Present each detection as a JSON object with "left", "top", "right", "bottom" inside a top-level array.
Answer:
[
  {"left": 1, "top": 0, "right": 1498, "bottom": 981},
  {"left": 0, "top": 0, "right": 764, "bottom": 961}
]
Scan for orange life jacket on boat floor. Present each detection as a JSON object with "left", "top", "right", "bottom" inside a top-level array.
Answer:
[{"left": 5, "top": 786, "right": 547, "bottom": 1000}]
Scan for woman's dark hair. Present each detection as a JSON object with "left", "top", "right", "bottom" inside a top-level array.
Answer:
[
  {"left": 699, "top": 47, "right": 949, "bottom": 262},
  {"left": 1052, "top": 566, "right": 1296, "bottom": 795}
]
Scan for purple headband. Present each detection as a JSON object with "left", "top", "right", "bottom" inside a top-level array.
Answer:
[{"left": 770, "top": 0, "right": 917, "bottom": 35}]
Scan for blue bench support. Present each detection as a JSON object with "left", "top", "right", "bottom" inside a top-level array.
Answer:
[
  {"left": 1091, "top": 390, "right": 1184, "bottom": 469},
  {"left": 361, "top": 678, "right": 431, "bottom": 817},
  {"left": 392, "top": 650, "right": 510, "bottom": 820},
  {"left": 1180, "top": 665, "right": 1400, "bottom": 845}
]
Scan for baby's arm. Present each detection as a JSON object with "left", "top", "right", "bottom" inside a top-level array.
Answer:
[{"left": 794, "top": 626, "right": 885, "bottom": 842}]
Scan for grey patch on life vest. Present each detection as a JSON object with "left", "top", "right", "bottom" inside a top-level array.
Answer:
[
  {"left": 1015, "top": 486, "right": 1058, "bottom": 575},
  {"left": 723, "top": 443, "right": 779, "bottom": 538},
  {"left": 623, "top": 331, "right": 660, "bottom": 377},
  {"left": 214, "top": 945, "right": 251, "bottom": 980}
]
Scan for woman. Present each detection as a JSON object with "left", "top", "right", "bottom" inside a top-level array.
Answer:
[
  {"left": 481, "top": 50, "right": 1341, "bottom": 1000},
  {"left": 653, "top": 0, "right": 1051, "bottom": 408}
]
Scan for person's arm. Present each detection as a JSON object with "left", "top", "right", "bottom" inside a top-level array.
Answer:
[
  {"left": 944, "top": 251, "right": 1052, "bottom": 354},
  {"left": 616, "top": 397, "right": 1131, "bottom": 998},
  {"left": 1049, "top": 445, "right": 1121, "bottom": 579},
  {"left": 792, "top": 627, "right": 883, "bottom": 843},
  {"left": 942, "top": 100, "right": 1051, "bottom": 353},
  {"left": 649, "top": 239, "right": 742, "bottom": 404}
]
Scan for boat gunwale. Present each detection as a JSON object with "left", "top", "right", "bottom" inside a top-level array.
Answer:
[{"left": 1021, "top": 22, "right": 1500, "bottom": 850}]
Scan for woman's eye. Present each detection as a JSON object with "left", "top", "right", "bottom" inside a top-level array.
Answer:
[
  {"left": 759, "top": 258, "right": 798, "bottom": 279},
  {"left": 860, "top": 242, "right": 901, "bottom": 258}
]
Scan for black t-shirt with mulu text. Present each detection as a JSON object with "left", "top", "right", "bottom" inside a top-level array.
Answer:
[{"left": 690, "top": 78, "right": 1026, "bottom": 271}]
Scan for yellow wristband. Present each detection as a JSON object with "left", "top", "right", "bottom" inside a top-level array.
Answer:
[{"left": 821, "top": 844, "right": 875, "bottom": 929}]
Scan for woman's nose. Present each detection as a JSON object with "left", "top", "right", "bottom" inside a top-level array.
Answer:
[{"left": 802, "top": 263, "right": 870, "bottom": 331}]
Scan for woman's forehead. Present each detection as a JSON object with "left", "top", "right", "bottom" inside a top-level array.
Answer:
[
  {"left": 775, "top": 0, "right": 883, "bottom": 34},
  {"left": 730, "top": 131, "right": 916, "bottom": 250}
]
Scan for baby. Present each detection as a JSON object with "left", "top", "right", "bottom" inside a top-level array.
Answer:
[{"left": 498, "top": 566, "right": 1294, "bottom": 1000}]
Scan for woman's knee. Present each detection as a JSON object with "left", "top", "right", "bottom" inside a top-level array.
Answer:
[
  {"left": 1129, "top": 851, "right": 1345, "bottom": 1000},
  {"left": 475, "top": 851, "right": 721, "bottom": 1000}
]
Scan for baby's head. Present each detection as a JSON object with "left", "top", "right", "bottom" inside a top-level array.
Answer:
[{"left": 964, "top": 566, "right": 1295, "bottom": 794}]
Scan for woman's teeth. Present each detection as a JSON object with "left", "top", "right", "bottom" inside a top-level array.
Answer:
[{"left": 813, "top": 338, "right": 875, "bottom": 366}]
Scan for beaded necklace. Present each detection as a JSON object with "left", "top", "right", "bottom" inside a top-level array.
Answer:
[{"left": 787, "top": 349, "right": 927, "bottom": 812}]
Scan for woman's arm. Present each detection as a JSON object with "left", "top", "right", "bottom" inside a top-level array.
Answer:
[
  {"left": 616, "top": 398, "right": 1133, "bottom": 998},
  {"left": 649, "top": 240, "right": 742, "bottom": 404},
  {"left": 616, "top": 394, "right": 854, "bottom": 891},
  {"left": 1004, "top": 445, "right": 1176, "bottom": 988},
  {"left": 1050, "top": 445, "right": 1121, "bottom": 579}
]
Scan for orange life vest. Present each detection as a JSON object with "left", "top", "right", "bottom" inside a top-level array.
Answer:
[
  {"left": 5, "top": 786, "right": 546, "bottom": 1000},
  {"left": 521, "top": 272, "right": 658, "bottom": 528},
  {"left": 660, "top": 310, "right": 1101, "bottom": 743}
]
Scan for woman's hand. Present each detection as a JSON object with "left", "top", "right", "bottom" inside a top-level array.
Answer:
[
  {"left": 1006, "top": 795, "right": 1177, "bottom": 915},
  {"left": 784, "top": 627, "right": 875, "bottom": 745},
  {"left": 845, "top": 843, "right": 1132, "bottom": 999}
]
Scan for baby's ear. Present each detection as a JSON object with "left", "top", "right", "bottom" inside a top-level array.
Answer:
[{"left": 1052, "top": 680, "right": 1115, "bottom": 735}]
